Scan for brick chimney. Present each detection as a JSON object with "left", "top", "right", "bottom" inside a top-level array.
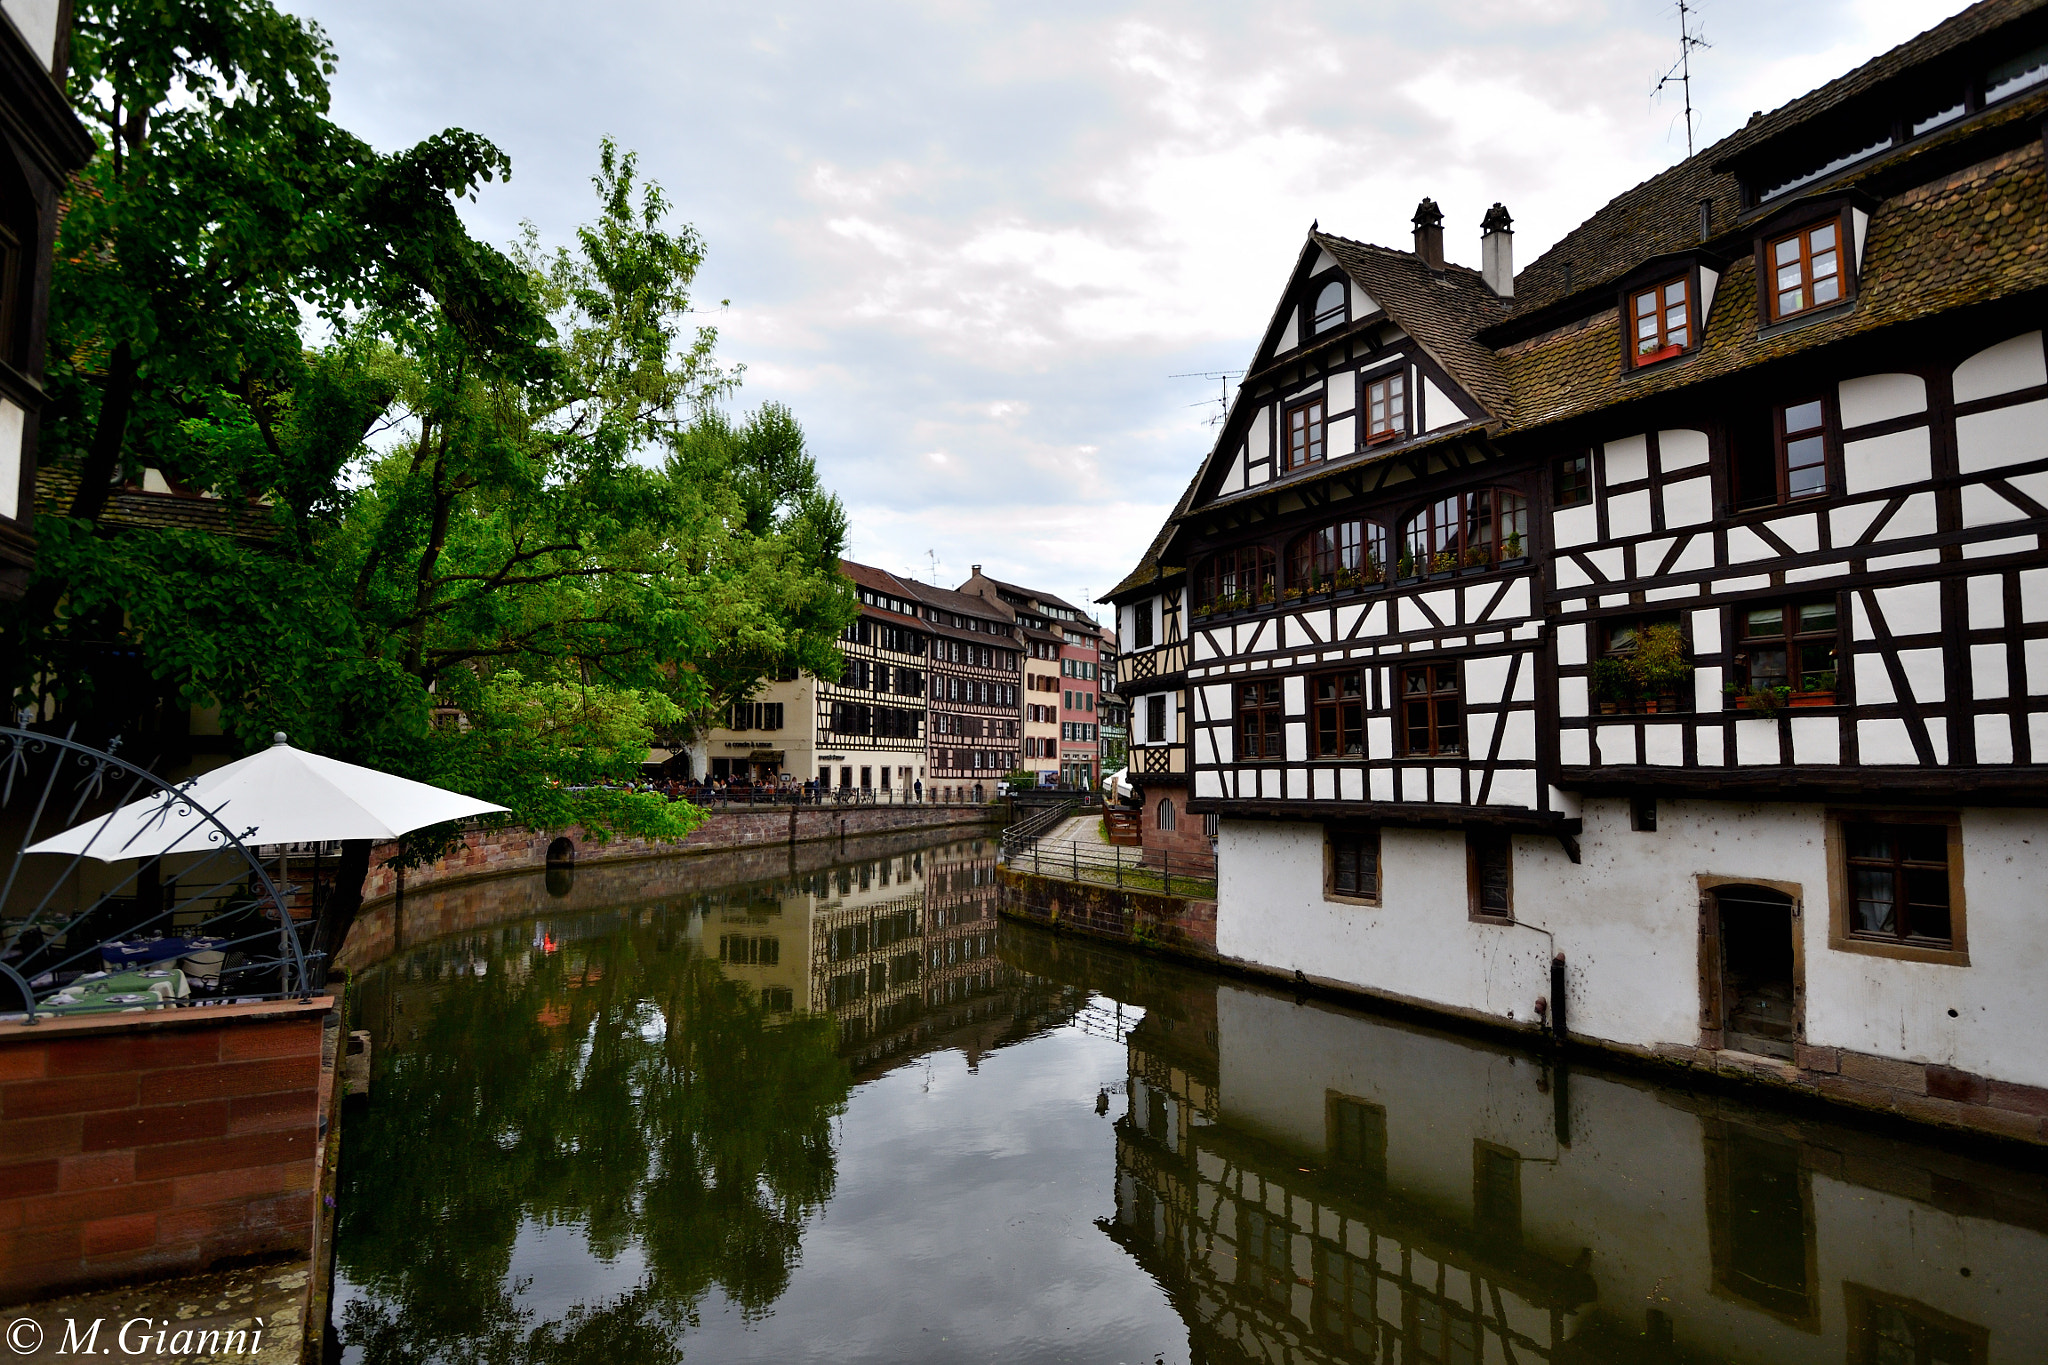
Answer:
[
  {"left": 1480, "top": 203, "right": 1513, "bottom": 297},
  {"left": 1412, "top": 198, "right": 1445, "bottom": 272}
]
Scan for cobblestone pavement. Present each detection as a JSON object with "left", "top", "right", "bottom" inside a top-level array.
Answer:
[{"left": 3, "top": 1258, "right": 306, "bottom": 1363}]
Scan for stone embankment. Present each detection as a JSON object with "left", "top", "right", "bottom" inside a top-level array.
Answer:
[{"left": 359, "top": 802, "right": 998, "bottom": 905}]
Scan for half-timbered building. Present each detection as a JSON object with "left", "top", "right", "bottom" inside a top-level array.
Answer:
[
  {"left": 1104, "top": 523, "right": 1213, "bottom": 856},
  {"left": 1137, "top": 0, "right": 2048, "bottom": 1136},
  {"left": 959, "top": 566, "right": 1082, "bottom": 785},
  {"left": 918, "top": 583, "right": 1022, "bottom": 797},
  {"left": 814, "top": 559, "right": 930, "bottom": 793}
]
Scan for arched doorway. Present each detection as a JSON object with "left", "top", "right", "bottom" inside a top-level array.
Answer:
[{"left": 1702, "top": 881, "right": 1801, "bottom": 1060}]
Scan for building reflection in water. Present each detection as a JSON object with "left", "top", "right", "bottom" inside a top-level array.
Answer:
[
  {"left": 1096, "top": 964, "right": 2048, "bottom": 1365},
  {"left": 683, "top": 836, "right": 1059, "bottom": 1078}
]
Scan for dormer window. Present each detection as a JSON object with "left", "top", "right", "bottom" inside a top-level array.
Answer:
[
  {"left": 1311, "top": 280, "right": 1346, "bottom": 334},
  {"left": 1631, "top": 276, "right": 1692, "bottom": 365},
  {"left": 1767, "top": 219, "right": 1844, "bottom": 321}
]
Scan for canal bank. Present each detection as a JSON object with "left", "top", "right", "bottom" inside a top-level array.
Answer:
[
  {"left": 356, "top": 801, "right": 1001, "bottom": 908},
  {"left": 323, "top": 831, "right": 2048, "bottom": 1364},
  {"left": 998, "top": 859, "right": 2048, "bottom": 1152}
]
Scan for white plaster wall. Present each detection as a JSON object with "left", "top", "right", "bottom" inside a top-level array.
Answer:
[
  {"left": 1214, "top": 799, "right": 2048, "bottom": 1089},
  {"left": 1838, "top": 372, "right": 1927, "bottom": 427},
  {"left": 1953, "top": 331, "right": 2045, "bottom": 403}
]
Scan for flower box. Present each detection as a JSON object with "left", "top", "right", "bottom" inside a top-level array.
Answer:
[{"left": 1787, "top": 690, "right": 1836, "bottom": 708}]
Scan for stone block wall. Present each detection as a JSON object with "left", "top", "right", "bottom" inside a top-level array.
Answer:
[{"left": 0, "top": 999, "right": 334, "bottom": 1304}]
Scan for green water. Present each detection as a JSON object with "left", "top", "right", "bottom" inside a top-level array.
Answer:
[{"left": 333, "top": 833, "right": 2048, "bottom": 1364}]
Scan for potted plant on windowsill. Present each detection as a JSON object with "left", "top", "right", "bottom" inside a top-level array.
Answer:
[
  {"left": 1589, "top": 658, "right": 1634, "bottom": 715},
  {"left": 1430, "top": 550, "right": 1457, "bottom": 577},
  {"left": 1395, "top": 546, "right": 1417, "bottom": 584},
  {"left": 1499, "top": 531, "right": 1526, "bottom": 565},
  {"left": 1634, "top": 622, "right": 1692, "bottom": 714},
  {"left": 1255, "top": 581, "right": 1277, "bottom": 609},
  {"left": 1788, "top": 672, "right": 1838, "bottom": 707},
  {"left": 1726, "top": 682, "right": 1793, "bottom": 718},
  {"left": 1282, "top": 585, "right": 1304, "bottom": 603},
  {"left": 1360, "top": 557, "right": 1384, "bottom": 589},
  {"left": 1462, "top": 544, "right": 1492, "bottom": 575}
]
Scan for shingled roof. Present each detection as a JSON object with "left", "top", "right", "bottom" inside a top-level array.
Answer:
[
  {"left": 35, "top": 465, "right": 280, "bottom": 543},
  {"left": 1313, "top": 231, "right": 1514, "bottom": 421},
  {"left": 1506, "top": 0, "right": 2048, "bottom": 324}
]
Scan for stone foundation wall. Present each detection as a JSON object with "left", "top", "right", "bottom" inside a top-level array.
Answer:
[
  {"left": 360, "top": 804, "right": 997, "bottom": 904},
  {"left": 1136, "top": 787, "right": 1213, "bottom": 864},
  {"left": 998, "top": 867, "right": 1217, "bottom": 956},
  {"left": 0, "top": 998, "right": 335, "bottom": 1303}
]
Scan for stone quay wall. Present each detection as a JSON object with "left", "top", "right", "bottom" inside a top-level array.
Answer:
[
  {"left": 359, "top": 803, "right": 999, "bottom": 905},
  {"left": 338, "top": 826, "right": 999, "bottom": 971},
  {"left": 0, "top": 998, "right": 336, "bottom": 1304},
  {"left": 998, "top": 867, "right": 1218, "bottom": 957}
]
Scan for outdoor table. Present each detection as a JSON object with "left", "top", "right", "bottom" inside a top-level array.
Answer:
[{"left": 43, "top": 966, "right": 189, "bottom": 1013}]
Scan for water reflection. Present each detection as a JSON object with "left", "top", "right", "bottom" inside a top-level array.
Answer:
[
  {"left": 1070, "top": 928, "right": 2048, "bottom": 1365},
  {"left": 335, "top": 836, "right": 1089, "bottom": 1364},
  {"left": 335, "top": 840, "right": 2048, "bottom": 1365}
]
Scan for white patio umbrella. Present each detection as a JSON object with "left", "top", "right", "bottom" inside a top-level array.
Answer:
[{"left": 25, "top": 733, "right": 508, "bottom": 861}]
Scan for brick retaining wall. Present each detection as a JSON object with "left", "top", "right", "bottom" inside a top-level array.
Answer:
[
  {"left": 0, "top": 998, "right": 335, "bottom": 1304},
  {"left": 360, "top": 804, "right": 996, "bottom": 904}
]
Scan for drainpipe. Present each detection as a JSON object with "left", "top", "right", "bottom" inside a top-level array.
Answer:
[{"left": 1549, "top": 952, "right": 1569, "bottom": 1044}]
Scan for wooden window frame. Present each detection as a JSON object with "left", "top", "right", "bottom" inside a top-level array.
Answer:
[
  {"left": 1761, "top": 209, "right": 1853, "bottom": 323},
  {"left": 1364, "top": 371, "right": 1406, "bottom": 444},
  {"left": 1235, "top": 677, "right": 1284, "bottom": 762},
  {"left": 1289, "top": 520, "right": 1387, "bottom": 590},
  {"left": 1733, "top": 597, "right": 1841, "bottom": 704},
  {"left": 1285, "top": 396, "right": 1326, "bottom": 472},
  {"left": 1554, "top": 452, "right": 1592, "bottom": 507},
  {"left": 1467, "top": 828, "right": 1513, "bottom": 923},
  {"left": 1195, "top": 544, "right": 1279, "bottom": 613},
  {"left": 1310, "top": 668, "right": 1364, "bottom": 759},
  {"left": 1825, "top": 810, "right": 1968, "bottom": 966},
  {"left": 1324, "top": 824, "right": 1380, "bottom": 905},
  {"left": 1399, "top": 663, "right": 1462, "bottom": 757},
  {"left": 1628, "top": 273, "right": 1694, "bottom": 367},
  {"left": 1401, "top": 487, "right": 1529, "bottom": 576},
  {"left": 1773, "top": 396, "right": 1834, "bottom": 503}
]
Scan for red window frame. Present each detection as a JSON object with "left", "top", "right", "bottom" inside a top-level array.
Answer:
[
  {"left": 1630, "top": 275, "right": 1692, "bottom": 366},
  {"left": 1285, "top": 398, "right": 1326, "bottom": 471}
]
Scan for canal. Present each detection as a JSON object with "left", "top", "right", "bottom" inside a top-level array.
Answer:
[{"left": 332, "top": 831, "right": 2048, "bottom": 1364}]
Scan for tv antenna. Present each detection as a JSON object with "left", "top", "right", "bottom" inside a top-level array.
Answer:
[
  {"left": 1170, "top": 370, "right": 1243, "bottom": 427},
  {"left": 926, "top": 548, "right": 940, "bottom": 581},
  {"left": 1653, "top": 0, "right": 1710, "bottom": 158}
]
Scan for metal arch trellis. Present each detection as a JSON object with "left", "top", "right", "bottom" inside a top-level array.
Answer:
[{"left": 0, "top": 727, "right": 313, "bottom": 1023}]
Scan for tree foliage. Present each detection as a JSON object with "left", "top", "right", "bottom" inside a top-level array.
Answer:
[{"left": 2, "top": 0, "right": 856, "bottom": 847}]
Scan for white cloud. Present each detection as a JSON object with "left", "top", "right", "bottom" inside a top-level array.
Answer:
[{"left": 295, "top": 0, "right": 1974, "bottom": 614}]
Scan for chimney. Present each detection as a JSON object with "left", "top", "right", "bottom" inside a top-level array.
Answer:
[
  {"left": 971, "top": 564, "right": 981, "bottom": 574},
  {"left": 1412, "top": 198, "right": 1444, "bottom": 272},
  {"left": 1480, "top": 203, "right": 1513, "bottom": 297}
]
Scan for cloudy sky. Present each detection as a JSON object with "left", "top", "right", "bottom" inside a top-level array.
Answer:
[{"left": 293, "top": 0, "right": 1968, "bottom": 616}]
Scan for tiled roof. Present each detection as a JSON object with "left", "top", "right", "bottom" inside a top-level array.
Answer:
[
  {"left": 1505, "top": 0, "right": 2048, "bottom": 323},
  {"left": 35, "top": 465, "right": 279, "bottom": 542},
  {"left": 973, "top": 573, "right": 1090, "bottom": 619},
  {"left": 1499, "top": 140, "right": 2048, "bottom": 432},
  {"left": 1313, "top": 232, "right": 1515, "bottom": 421}
]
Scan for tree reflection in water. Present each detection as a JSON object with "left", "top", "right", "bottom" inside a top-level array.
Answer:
[{"left": 337, "top": 910, "right": 848, "bottom": 1365}]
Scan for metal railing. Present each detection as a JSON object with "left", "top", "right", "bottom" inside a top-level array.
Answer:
[
  {"left": 1000, "top": 798, "right": 1080, "bottom": 857},
  {"left": 1010, "top": 837, "right": 1217, "bottom": 899}
]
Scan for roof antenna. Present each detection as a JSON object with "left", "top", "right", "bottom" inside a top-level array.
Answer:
[
  {"left": 1170, "top": 371, "right": 1243, "bottom": 428},
  {"left": 1653, "top": 0, "right": 1711, "bottom": 158}
]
